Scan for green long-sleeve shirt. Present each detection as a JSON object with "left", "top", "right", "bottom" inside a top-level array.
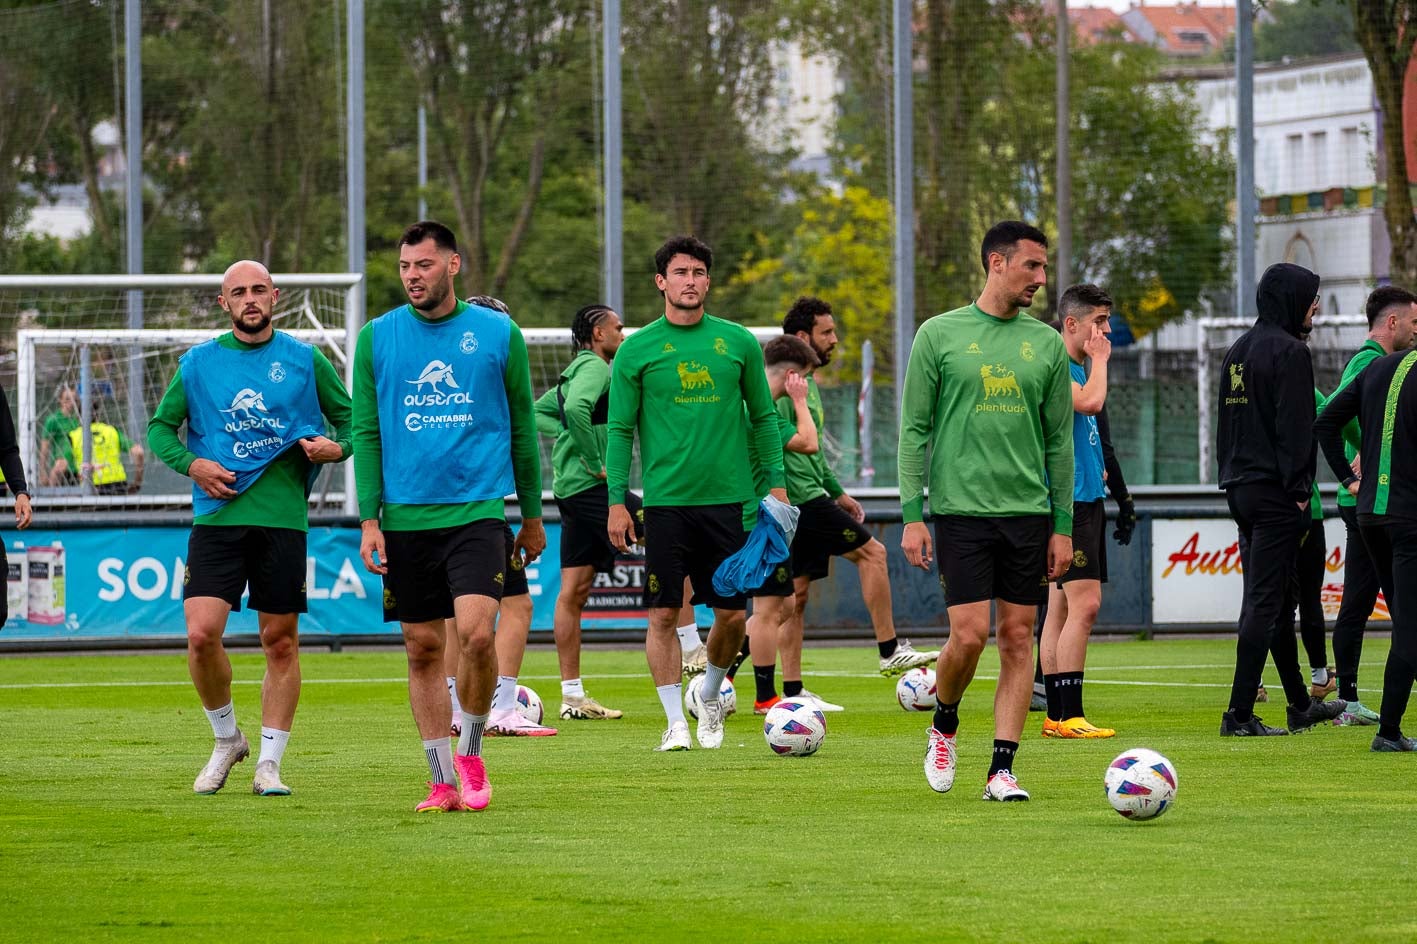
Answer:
[
  {"left": 147, "top": 332, "right": 353, "bottom": 530},
  {"left": 606, "top": 314, "right": 784, "bottom": 508},
  {"left": 1311, "top": 388, "right": 1325, "bottom": 519},
  {"left": 775, "top": 374, "right": 843, "bottom": 504},
  {"left": 352, "top": 302, "right": 542, "bottom": 530},
  {"left": 1332, "top": 339, "right": 1385, "bottom": 509},
  {"left": 898, "top": 303, "right": 1074, "bottom": 534},
  {"left": 532, "top": 350, "right": 610, "bottom": 499}
]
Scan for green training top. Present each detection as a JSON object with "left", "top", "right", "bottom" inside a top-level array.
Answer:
[
  {"left": 775, "top": 374, "right": 843, "bottom": 505},
  {"left": 606, "top": 314, "right": 785, "bottom": 508},
  {"left": 532, "top": 350, "right": 610, "bottom": 500},
  {"left": 742, "top": 404, "right": 798, "bottom": 529},
  {"left": 897, "top": 303, "right": 1075, "bottom": 534},
  {"left": 1311, "top": 388, "right": 1325, "bottom": 519},
  {"left": 353, "top": 302, "right": 542, "bottom": 530},
  {"left": 1333, "top": 339, "right": 1385, "bottom": 509},
  {"left": 147, "top": 332, "right": 353, "bottom": 531}
]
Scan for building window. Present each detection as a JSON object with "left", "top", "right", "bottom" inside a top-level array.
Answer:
[
  {"left": 1286, "top": 134, "right": 1303, "bottom": 193},
  {"left": 1285, "top": 232, "right": 1316, "bottom": 271},
  {"left": 1176, "top": 29, "right": 1211, "bottom": 45},
  {"left": 1310, "top": 131, "right": 1327, "bottom": 190}
]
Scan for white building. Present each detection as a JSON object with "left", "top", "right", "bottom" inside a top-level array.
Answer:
[{"left": 757, "top": 40, "right": 840, "bottom": 178}]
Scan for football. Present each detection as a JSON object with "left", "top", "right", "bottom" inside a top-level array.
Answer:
[
  {"left": 515, "top": 685, "right": 543, "bottom": 724},
  {"left": 1104, "top": 748, "right": 1178, "bottom": 821},
  {"left": 684, "top": 675, "right": 737, "bottom": 719},
  {"left": 763, "top": 699, "right": 827, "bottom": 756},
  {"left": 895, "top": 667, "right": 937, "bottom": 711}
]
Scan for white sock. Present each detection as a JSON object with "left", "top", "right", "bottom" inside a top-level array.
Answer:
[
  {"left": 446, "top": 676, "right": 462, "bottom": 716},
  {"left": 493, "top": 675, "right": 518, "bottom": 713},
  {"left": 258, "top": 727, "right": 290, "bottom": 766},
  {"left": 700, "top": 663, "right": 728, "bottom": 705},
  {"left": 458, "top": 712, "right": 488, "bottom": 757},
  {"left": 1312, "top": 666, "right": 1329, "bottom": 685},
  {"left": 422, "top": 737, "right": 455, "bottom": 785},
  {"left": 657, "top": 683, "right": 686, "bottom": 725},
  {"left": 562, "top": 678, "right": 585, "bottom": 698},
  {"left": 676, "top": 623, "right": 703, "bottom": 652},
  {"left": 204, "top": 702, "right": 237, "bottom": 739}
]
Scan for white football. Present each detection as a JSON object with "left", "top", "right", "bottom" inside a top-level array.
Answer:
[
  {"left": 684, "top": 675, "right": 737, "bottom": 719},
  {"left": 896, "top": 667, "right": 937, "bottom": 711},
  {"left": 1104, "top": 748, "right": 1178, "bottom": 821},
  {"left": 763, "top": 699, "right": 827, "bottom": 756},
  {"left": 514, "top": 685, "right": 543, "bottom": 724}
]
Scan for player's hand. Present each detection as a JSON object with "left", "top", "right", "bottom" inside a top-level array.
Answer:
[
  {"left": 607, "top": 503, "right": 635, "bottom": 553},
  {"left": 1297, "top": 500, "right": 1308, "bottom": 511},
  {"left": 512, "top": 517, "right": 546, "bottom": 567},
  {"left": 1112, "top": 495, "right": 1136, "bottom": 546},
  {"left": 1346, "top": 481, "right": 1360, "bottom": 496},
  {"left": 1351, "top": 454, "right": 1362, "bottom": 477},
  {"left": 785, "top": 370, "right": 809, "bottom": 403},
  {"left": 14, "top": 493, "right": 31, "bottom": 530},
  {"left": 360, "top": 519, "right": 388, "bottom": 575},
  {"left": 595, "top": 467, "right": 607, "bottom": 480},
  {"left": 300, "top": 435, "right": 344, "bottom": 463},
  {"left": 1084, "top": 323, "right": 1112, "bottom": 363},
  {"left": 189, "top": 458, "right": 238, "bottom": 499},
  {"left": 836, "top": 493, "right": 865, "bottom": 523},
  {"left": 901, "top": 521, "right": 932, "bottom": 571},
  {"left": 1047, "top": 533, "right": 1073, "bottom": 581},
  {"left": 768, "top": 487, "right": 788, "bottom": 505}
]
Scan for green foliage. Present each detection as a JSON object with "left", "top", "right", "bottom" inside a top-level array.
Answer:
[{"left": 1227, "top": 0, "right": 1361, "bottom": 62}]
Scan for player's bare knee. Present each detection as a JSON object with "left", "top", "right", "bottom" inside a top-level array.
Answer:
[
  {"left": 186, "top": 622, "right": 224, "bottom": 655},
  {"left": 260, "top": 626, "right": 299, "bottom": 667}
]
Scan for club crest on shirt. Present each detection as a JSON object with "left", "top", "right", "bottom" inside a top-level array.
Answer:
[
  {"left": 1073, "top": 550, "right": 1088, "bottom": 568},
  {"left": 1020, "top": 341, "right": 1035, "bottom": 362},
  {"left": 714, "top": 337, "right": 728, "bottom": 356},
  {"left": 460, "top": 331, "right": 478, "bottom": 355},
  {"left": 268, "top": 361, "right": 286, "bottom": 383}
]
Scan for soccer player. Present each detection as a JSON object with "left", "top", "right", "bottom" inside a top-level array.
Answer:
[
  {"left": 0, "top": 382, "right": 33, "bottom": 623},
  {"left": 1039, "top": 284, "right": 1116, "bottom": 739},
  {"left": 1216, "top": 262, "right": 1346, "bottom": 736},
  {"left": 1327, "top": 286, "right": 1417, "bottom": 725},
  {"left": 777, "top": 297, "right": 937, "bottom": 712},
  {"left": 606, "top": 234, "right": 788, "bottom": 751},
  {"left": 148, "top": 259, "right": 352, "bottom": 797},
  {"left": 41, "top": 385, "right": 146, "bottom": 492},
  {"left": 900, "top": 221, "right": 1074, "bottom": 802},
  {"left": 1293, "top": 387, "right": 1334, "bottom": 704},
  {"left": 740, "top": 335, "right": 822, "bottom": 713},
  {"left": 1316, "top": 340, "right": 1417, "bottom": 751},
  {"left": 530, "top": 303, "right": 630, "bottom": 721},
  {"left": 355, "top": 222, "right": 545, "bottom": 812}
]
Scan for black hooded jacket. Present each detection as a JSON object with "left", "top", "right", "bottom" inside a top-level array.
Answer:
[{"left": 1216, "top": 262, "right": 1319, "bottom": 500}]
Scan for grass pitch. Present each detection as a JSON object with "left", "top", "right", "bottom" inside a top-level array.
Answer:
[{"left": 2, "top": 637, "right": 1414, "bottom": 943}]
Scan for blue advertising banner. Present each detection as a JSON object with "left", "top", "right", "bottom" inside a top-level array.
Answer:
[{"left": 0, "top": 524, "right": 659, "bottom": 642}]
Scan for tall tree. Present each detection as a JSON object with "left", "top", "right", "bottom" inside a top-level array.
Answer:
[{"left": 1349, "top": 0, "right": 1417, "bottom": 288}]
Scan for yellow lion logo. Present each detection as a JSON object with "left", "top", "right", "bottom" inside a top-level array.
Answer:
[
  {"left": 980, "top": 364, "right": 1022, "bottom": 399},
  {"left": 677, "top": 361, "right": 715, "bottom": 391},
  {"left": 1229, "top": 363, "right": 1245, "bottom": 393}
]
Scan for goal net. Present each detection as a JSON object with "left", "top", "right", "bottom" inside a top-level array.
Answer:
[{"left": 0, "top": 274, "right": 360, "bottom": 512}]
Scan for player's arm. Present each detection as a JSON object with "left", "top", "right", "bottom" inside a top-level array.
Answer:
[
  {"left": 741, "top": 334, "right": 786, "bottom": 499},
  {"left": 352, "top": 326, "right": 389, "bottom": 574},
  {"left": 562, "top": 358, "right": 608, "bottom": 477},
  {"left": 782, "top": 374, "right": 818, "bottom": 455},
  {"left": 1071, "top": 327, "right": 1111, "bottom": 416},
  {"left": 1334, "top": 350, "right": 1376, "bottom": 452},
  {"left": 898, "top": 327, "right": 941, "bottom": 569},
  {"left": 149, "top": 369, "right": 235, "bottom": 500},
  {"left": 505, "top": 323, "right": 546, "bottom": 563},
  {"left": 532, "top": 387, "right": 562, "bottom": 439},
  {"left": 1041, "top": 344, "right": 1075, "bottom": 538},
  {"left": 1273, "top": 346, "right": 1318, "bottom": 505},
  {"left": 1315, "top": 373, "right": 1362, "bottom": 494},
  {"left": 605, "top": 343, "right": 641, "bottom": 551},
  {"left": 304, "top": 348, "right": 354, "bottom": 464},
  {"left": 118, "top": 428, "right": 145, "bottom": 491},
  {"left": 0, "top": 388, "right": 31, "bottom": 529},
  {"left": 1096, "top": 405, "right": 1135, "bottom": 545}
]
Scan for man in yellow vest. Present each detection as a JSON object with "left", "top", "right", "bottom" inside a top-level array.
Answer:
[{"left": 67, "top": 421, "right": 145, "bottom": 494}]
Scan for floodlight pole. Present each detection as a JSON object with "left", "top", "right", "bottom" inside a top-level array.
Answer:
[
  {"left": 1236, "top": 0, "right": 1256, "bottom": 321},
  {"left": 345, "top": 0, "right": 365, "bottom": 517},
  {"left": 892, "top": 0, "right": 915, "bottom": 415},
  {"left": 1055, "top": 0, "right": 1071, "bottom": 294},
  {"left": 417, "top": 104, "right": 428, "bottom": 220},
  {"left": 602, "top": 0, "right": 624, "bottom": 314},
  {"left": 124, "top": 0, "right": 145, "bottom": 452}
]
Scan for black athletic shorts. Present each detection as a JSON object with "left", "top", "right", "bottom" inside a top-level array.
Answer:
[
  {"left": 933, "top": 514, "right": 1051, "bottom": 608},
  {"left": 183, "top": 525, "right": 308, "bottom": 615},
  {"left": 557, "top": 485, "right": 643, "bottom": 572},
  {"left": 791, "top": 496, "right": 872, "bottom": 581},
  {"left": 1058, "top": 499, "right": 1107, "bottom": 586},
  {"left": 501, "top": 522, "right": 529, "bottom": 598},
  {"left": 643, "top": 504, "right": 749, "bottom": 611},
  {"left": 382, "top": 519, "right": 506, "bottom": 623},
  {"left": 749, "top": 561, "right": 795, "bottom": 599}
]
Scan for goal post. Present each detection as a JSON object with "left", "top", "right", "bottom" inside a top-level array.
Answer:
[{"left": 0, "top": 274, "right": 362, "bottom": 514}]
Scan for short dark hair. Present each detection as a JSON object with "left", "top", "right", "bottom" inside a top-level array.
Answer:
[
  {"left": 782, "top": 296, "right": 833, "bottom": 337},
  {"left": 980, "top": 221, "right": 1048, "bottom": 273},
  {"left": 466, "top": 294, "right": 509, "bottom": 314},
  {"left": 399, "top": 220, "right": 458, "bottom": 254},
  {"left": 571, "top": 303, "right": 615, "bottom": 350},
  {"left": 763, "top": 335, "right": 820, "bottom": 371},
  {"left": 1058, "top": 283, "right": 1113, "bottom": 322},
  {"left": 654, "top": 235, "right": 713, "bottom": 277},
  {"left": 1365, "top": 285, "right": 1417, "bottom": 329}
]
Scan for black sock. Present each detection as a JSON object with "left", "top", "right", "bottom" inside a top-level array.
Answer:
[
  {"left": 988, "top": 739, "right": 1018, "bottom": 778},
  {"left": 1339, "top": 675, "right": 1359, "bottom": 704},
  {"left": 878, "top": 639, "right": 898, "bottom": 659},
  {"left": 1378, "top": 723, "right": 1404, "bottom": 742},
  {"left": 1059, "top": 671, "right": 1085, "bottom": 719},
  {"left": 1229, "top": 706, "right": 1253, "bottom": 724},
  {"left": 932, "top": 698, "right": 960, "bottom": 736},
  {"left": 783, "top": 679, "right": 804, "bottom": 698},
  {"left": 1042, "top": 674, "right": 1062, "bottom": 721},
  {"left": 726, "top": 637, "right": 751, "bottom": 681},
  {"left": 753, "top": 664, "right": 777, "bottom": 703}
]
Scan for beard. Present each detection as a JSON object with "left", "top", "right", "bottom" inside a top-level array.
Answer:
[
  {"left": 814, "top": 343, "right": 834, "bottom": 365},
  {"left": 668, "top": 292, "right": 702, "bottom": 311},
  {"left": 230, "top": 309, "right": 272, "bottom": 334},
  {"left": 409, "top": 278, "right": 451, "bottom": 312}
]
